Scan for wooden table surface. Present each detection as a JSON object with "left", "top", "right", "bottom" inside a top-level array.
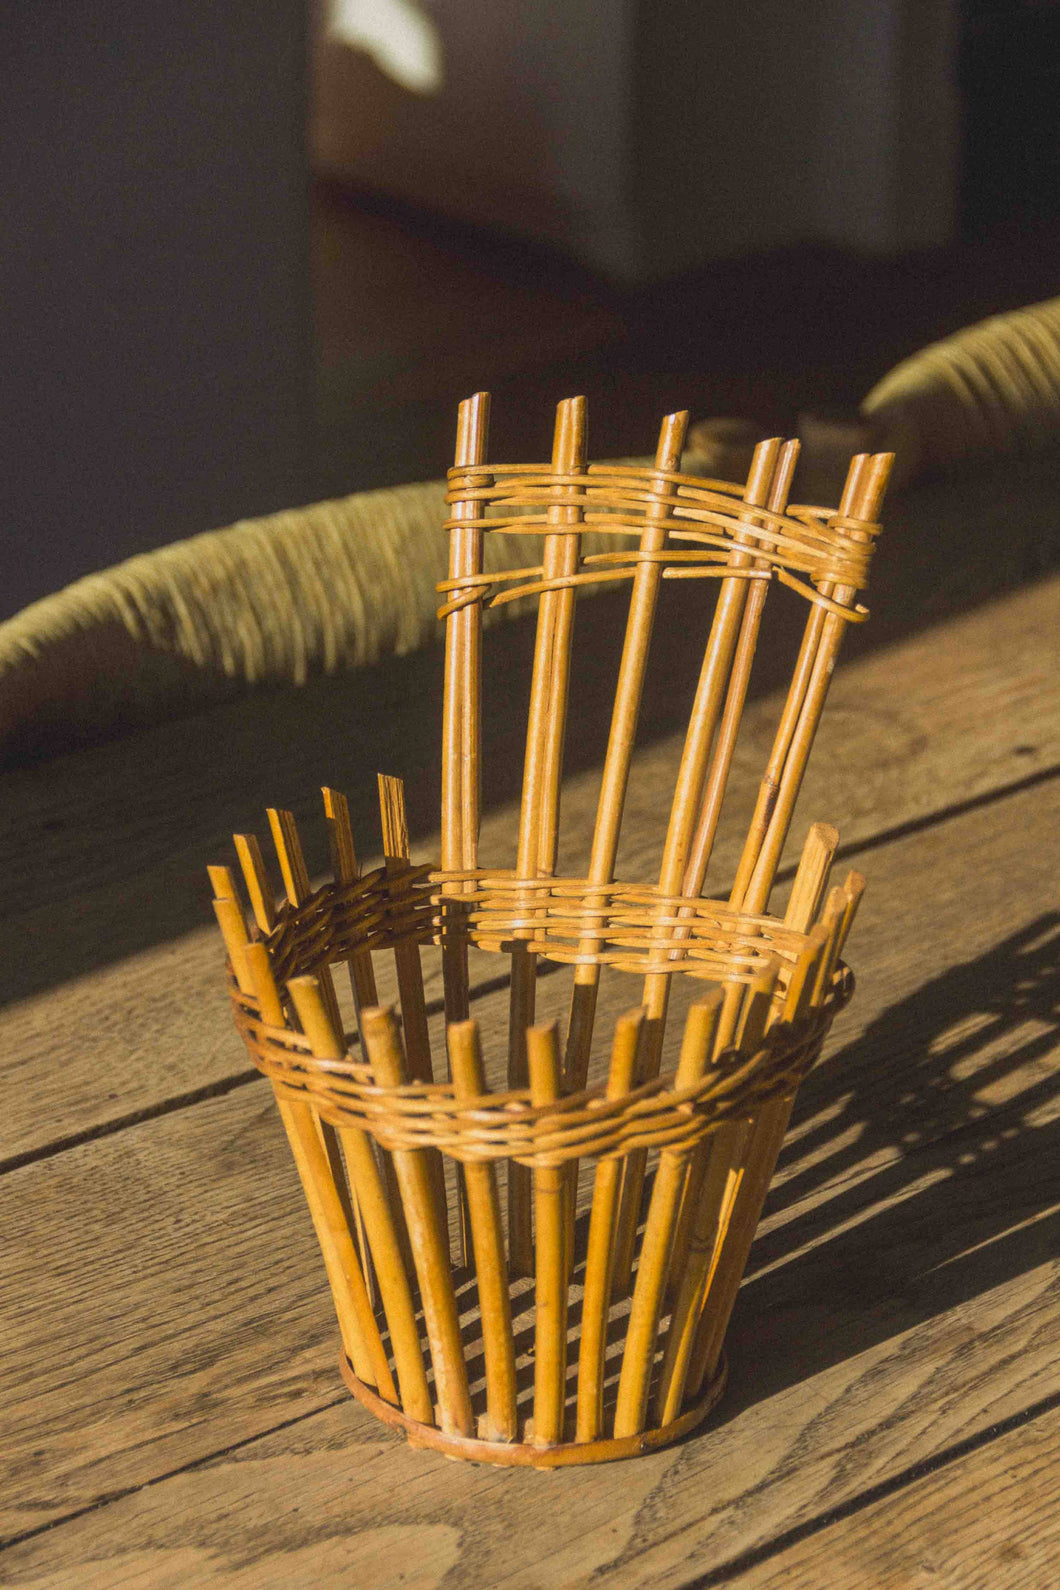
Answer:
[{"left": 2, "top": 570, "right": 1060, "bottom": 1587}]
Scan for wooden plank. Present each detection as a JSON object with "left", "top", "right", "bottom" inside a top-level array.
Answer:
[
  {"left": 3, "top": 771, "right": 1060, "bottom": 1566},
  {"left": 0, "top": 1089, "right": 342, "bottom": 1542},
  {"left": 733, "top": 1402, "right": 1060, "bottom": 1588},
  {"left": 1, "top": 1265, "right": 1057, "bottom": 1585},
  {"left": 4, "top": 572, "right": 1060, "bottom": 1164}
]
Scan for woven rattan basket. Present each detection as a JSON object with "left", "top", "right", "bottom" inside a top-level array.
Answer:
[{"left": 210, "top": 395, "right": 891, "bottom": 1467}]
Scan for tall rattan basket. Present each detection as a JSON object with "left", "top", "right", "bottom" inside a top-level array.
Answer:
[{"left": 210, "top": 395, "right": 891, "bottom": 1467}]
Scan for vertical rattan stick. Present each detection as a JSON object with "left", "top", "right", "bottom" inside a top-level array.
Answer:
[
  {"left": 784, "top": 822, "right": 840, "bottom": 936},
  {"left": 667, "top": 821, "right": 838, "bottom": 1299},
  {"left": 612, "top": 944, "right": 777, "bottom": 1295},
  {"left": 266, "top": 807, "right": 345, "bottom": 1041},
  {"left": 666, "top": 820, "right": 812, "bottom": 1295},
  {"left": 574, "top": 1009, "right": 645, "bottom": 1443},
  {"left": 690, "top": 959, "right": 780, "bottom": 1258},
  {"left": 563, "top": 410, "right": 689, "bottom": 1092},
  {"left": 377, "top": 777, "right": 434, "bottom": 1083},
  {"left": 232, "top": 835, "right": 276, "bottom": 935},
  {"left": 726, "top": 454, "right": 870, "bottom": 912},
  {"left": 609, "top": 992, "right": 664, "bottom": 1294},
  {"left": 507, "top": 396, "right": 588, "bottom": 1271},
  {"left": 208, "top": 866, "right": 253, "bottom": 994},
  {"left": 536, "top": 397, "right": 588, "bottom": 875},
  {"left": 322, "top": 785, "right": 414, "bottom": 1274},
  {"left": 731, "top": 452, "right": 893, "bottom": 916},
  {"left": 506, "top": 952, "right": 536, "bottom": 1275},
  {"left": 838, "top": 873, "right": 866, "bottom": 956},
  {"left": 816, "top": 871, "right": 865, "bottom": 1000},
  {"left": 679, "top": 439, "right": 801, "bottom": 899},
  {"left": 683, "top": 907, "right": 847, "bottom": 1397},
  {"left": 645, "top": 437, "right": 782, "bottom": 941},
  {"left": 811, "top": 883, "right": 849, "bottom": 985},
  {"left": 677, "top": 845, "right": 832, "bottom": 1303},
  {"left": 447, "top": 1019, "right": 518, "bottom": 1442},
  {"left": 677, "top": 854, "right": 849, "bottom": 1375},
  {"left": 238, "top": 941, "right": 395, "bottom": 1398},
  {"left": 442, "top": 391, "right": 490, "bottom": 918},
  {"left": 659, "top": 1119, "right": 714, "bottom": 1311},
  {"left": 612, "top": 992, "right": 721, "bottom": 1438},
  {"left": 526, "top": 1021, "right": 569, "bottom": 1445},
  {"left": 441, "top": 396, "right": 491, "bottom": 1270},
  {"left": 361, "top": 1006, "right": 474, "bottom": 1437},
  {"left": 266, "top": 805, "right": 372, "bottom": 1294},
  {"left": 288, "top": 975, "right": 433, "bottom": 1425},
  {"left": 607, "top": 441, "right": 784, "bottom": 1295},
  {"left": 377, "top": 774, "right": 451, "bottom": 1250},
  {"left": 664, "top": 941, "right": 788, "bottom": 1303},
  {"left": 558, "top": 411, "right": 690, "bottom": 1313},
  {"left": 321, "top": 786, "right": 379, "bottom": 1014},
  {"left": 651, "top": 958, "right": 780, "bottom": 1425}
]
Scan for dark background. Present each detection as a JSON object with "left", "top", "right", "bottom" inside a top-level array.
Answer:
[{"left": 2, "top": 0, "right": 1059, "bottom": 621}]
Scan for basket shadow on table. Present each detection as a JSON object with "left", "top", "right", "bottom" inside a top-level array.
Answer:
[
  {"left": 365, "top": 913, "right": 1060, "bottom": 1436},
  {"left": 711, "top": 909, "right": 1060, "bottom": 1419}
]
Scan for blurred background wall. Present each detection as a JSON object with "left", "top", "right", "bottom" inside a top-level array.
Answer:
[
  {"left": 2, "top": 0, "right": 1058, "bottom": 619},
  {"left": 314, "top": 0, "right": 959, "bottom": 278},
  {"left": 0, "top": 2, "right": 310, "bottom": 619}
]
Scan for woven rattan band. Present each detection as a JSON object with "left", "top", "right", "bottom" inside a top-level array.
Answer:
[
  {"left": 260, "top": 865, "right": 815, "bottom": 987},
  {"left": 232, "top": 975, "right": 847, "bottom": 1166},
  {"left": 439, "top": 463, "right": 880, "bottom": 621},
  {"left": 229, "top": 861, "right": 852, "bottom": 1166}
]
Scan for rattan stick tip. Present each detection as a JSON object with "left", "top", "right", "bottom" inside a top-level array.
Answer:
[
  {"left": 233, "top": 832, "right": 276, "bottom": 934},
  {"left": 784, "top": 821, "right": 840, "bottom": 932},
  {"left": 287, "top": 976, "right": 345, "bottom": 1060},
  {"left": 267, "top": 807, "right": 310, "bottom": 907},
  {"left": 776, "top": 435, "right": 801, "bottom": 484},
  {"left": 322, "top": 786, "right": 359, "bottom": 883},
  {"left": 526, "top": 1021, "right": 562, "bottom": 1107},
  {"left": 659, "top": 410, "right": 690, "bottom": 463},
  {"left": 837, "top": 871, "right": 866, "bottom": 948},
  {"left": 377, "top": 775, "right": 410, "bottom": 864},
  {"left": 360, "top": 1004, "right": 408, "bottom": 1089},
  {"left": 360, "top": 1002, "right": 396, "bottom": 1032},
  {"left": 243, "top": 939, "right": 285, "bottom": 1026},
  {"left": 447, "top": 1019, "right": 485, "bottom": 1097},
  {"left": 842, "top": 869, "right": 866, "bottom": 903},
  {"left": 553, "top": 395, "right": 587, "bottom": 465},
  {"left": 675, "top": 991, "right": 723, "bottom": 1089},
  {"left": 605, "top": 1007, "right": 646, "bottom": 1097},
  {"left": 207, "top": 863, "right": 238, "bottom": 901},
  {"left": 456, "top": 390, "right": 491, "bottom": 447}
]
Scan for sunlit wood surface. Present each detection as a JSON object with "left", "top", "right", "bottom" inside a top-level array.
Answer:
[{"left": 2, "top": 571, "right": 1060, "bottom": 1585}]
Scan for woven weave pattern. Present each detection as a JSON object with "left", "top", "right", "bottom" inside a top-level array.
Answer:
[
  {"left": 439, "top": 463, "right": 880, "bottom": 621},
  {"left": 263, "top": 864, "right": 815, "bottom": 984},
  {"left": 210, "top": 394, "right": 892, "bottom": 1465},
  {"left": 233, "top": 968, "right": 849, "bottom": 1165}
]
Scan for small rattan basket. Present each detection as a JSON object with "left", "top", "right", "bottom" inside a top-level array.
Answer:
[{"left": 210, "top": 395, "right": 891, "bottom": 1467}]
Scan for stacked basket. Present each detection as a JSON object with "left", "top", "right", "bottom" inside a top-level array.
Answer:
[{"left": 210, "top": 394, "right": 891, "bottom": 1466}]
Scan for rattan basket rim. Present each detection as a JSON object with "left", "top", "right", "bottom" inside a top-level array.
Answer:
[{"left": 229, "top": 963, "right": 851, "bottom": 1165}]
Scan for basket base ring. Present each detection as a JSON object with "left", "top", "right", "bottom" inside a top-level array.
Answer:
[{"left": 340, "top": 1350, "right": 729, "bottom": 1468}]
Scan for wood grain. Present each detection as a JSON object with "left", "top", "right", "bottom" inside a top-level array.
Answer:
[
  {"left": 2, "top": 1261, "right": 1057, "bottom": 1586},
  {"left": 736, "top": 1408, "right": 1060, "bottom": 1588},
  {"left": 5, "top": 571, "right": 1060, "bottom": 1579},
  {"left": 4, "top": 572, "right": 1060, "bottom": 1165},
  {"left": 2, "top": 767, "right": 1060, "bottom": 1573}
]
